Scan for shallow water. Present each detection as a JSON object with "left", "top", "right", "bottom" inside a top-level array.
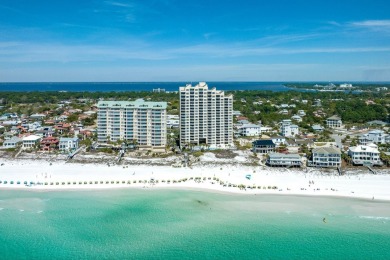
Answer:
[{"left": 0, "top": 190, "right": 389, "bottom": 259}]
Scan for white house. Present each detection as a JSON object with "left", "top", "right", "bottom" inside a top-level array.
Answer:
[
  {"left": 167, "top": 115, "right": 180, "bottom": 128},
  {"left": 326, "top": 115, "right": 343, "bottom": 128},
  {"left": 280, "top": 119, "right": 299, "bottom": 137},
  {"left": 291, "top": 115, "right": 302, "bottom": 122},
  {"left": 297, "top": 110, "right": 306, "bottom": 116},
  {"left": 233, "top": 110, "right": 242, "bottom": 117},
  {"left": 22, "top": 135, "right": 41, "bottom": 149},
  {"left": 167, "top": 119, "right": 179, "bottom": 128},
  {"left": 238, "top": 124, "right": 261, "bottom": 137},
  {"left": 279, "top": 109, "right": 289, "bottom": 115},
  {"left": 339, "top": 83, "right": 353, "bottom": 89},
  {"left": 312, "top": 124, "right": 324, "bottom": 132},
  {"left": 348, "top": 143, "right": 383, "bottom": 166},
  {"left": 270, "top": 136, "right": 286, "bottom": 146},
  {"left": 59, "top": 137, "right": 79, "bottom": 151}
]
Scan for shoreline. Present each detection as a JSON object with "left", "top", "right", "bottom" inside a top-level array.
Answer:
[
  {"left": 1, "top": 158, "right": 389, "bottom": 201},
  {"left": 1, "top": 185, "right": 388, "bottom": 204}
]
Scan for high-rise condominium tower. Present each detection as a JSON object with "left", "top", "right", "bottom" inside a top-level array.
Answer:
[
  {"left": 97, "top": 100, "right": 167, "bottom": 150},
  {"left": 179, "top": 82, "right": 233, "bottom": 148}
]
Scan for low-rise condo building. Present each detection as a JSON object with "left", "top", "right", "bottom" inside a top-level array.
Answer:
[{"left": 97, "top": 100, "right": 167, "bottom": 150}]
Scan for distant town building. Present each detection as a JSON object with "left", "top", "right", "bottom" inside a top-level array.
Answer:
[
  {"left": 291, "top": 115, "right": 302, "bottom": 122},
  {"left": 310, "top": 147, "right": 341, "bottom": 167},
  {"left": 270, "top": 136, "right": 286, "bottom": 146},
  {"left": 367, "top": 120, "right": 388, "bottom": 127},
  {"left": 280, "top": 119, "right": 299, "bottom": 137},
  {"left": 339, "top": 83, "right": 353, "bottom": 89},
  {"left": 97, "top": 100, "right": 167, "bottom": 150},
  {"left": 153, "top": 88, "right": 166, "bottom": 93},
  {"left": 359, "top": 130, "right": 390, "bottom": 145},
  {"left": 29, "top": 113, "right": 46, "bottom": 120},
  {"left": 238, "top": 123, "right": 261, "bottom": 137},
  {"left": 375, "top": 87, "right": 388, "bottom": 92},
  {"left": 297, "top": 110, "right": 306, "bottom": 116},
  {"left": 326, "top": 115, "right": 343, "bottom": 128},
  {"left": 179, "top": 82, "right": 233, "bottom": 149},
  {"left": 232, "top": 110, "right": 242, "bottom": 117},
  {"left": 314, "top": 99, "right": 322, "bottom": 107},
  {"left": 167, "top": 115, "right": 179, "bottom": 128}
]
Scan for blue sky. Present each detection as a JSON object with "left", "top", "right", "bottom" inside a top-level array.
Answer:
[{"left": 1, "top": 0, "right": 390, "bottom": 82}]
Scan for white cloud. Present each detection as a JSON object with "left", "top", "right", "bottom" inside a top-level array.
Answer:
[
  {"left": 1, "top": 39, "right": 390, "bottom": 64},
  {"left": 104, "top": 1, "right": 133, "bottom": 8},
  {"left": 350, "top": 20, "right": 390, "bottom": 27}
]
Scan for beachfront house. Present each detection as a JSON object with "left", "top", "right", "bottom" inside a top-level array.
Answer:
[
  {"left": 2, "top": 136, "right": 22, "bottom": 149},
  {"left": 326, "top": 115, "right": 343, "bottom": 128},
  {"left": 348, "top": 143, "right": 383, "bottom": 166},
  {"left": 238, "top": 123, "right": 261, "bottom": 137},
  {"left": 41, "top": 136, "right": 59, "bottom": 151},
  {"left": 266, "top": 153, "right": 302, "bottom": 167},
  {"left": 309, "top": 147, "right": 341, "bottom": 167},
  {"left": 22, "top": 135, "right": 42, "bottom": 149},
  {"left": 252, "top": 139, "right": 276, "bottom": 154},
  {"left": 59, "top": 137, "right": 79, "bottom": 151}
]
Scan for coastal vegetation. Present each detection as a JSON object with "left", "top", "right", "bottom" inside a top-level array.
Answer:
[{"left": 1, "top": 87, "right": 388, "bottom": 125}]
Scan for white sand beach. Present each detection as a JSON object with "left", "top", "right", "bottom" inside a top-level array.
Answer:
[{"left": 1, "top": 157, "right": 389, "bottom": 201}]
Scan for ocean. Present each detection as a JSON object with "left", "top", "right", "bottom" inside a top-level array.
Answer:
[
  {"left": 0, "top": 82, "right": 289, "bottom": 92},
  {"left": 0, "top": 189, "right": 389, "bottom": 259}
]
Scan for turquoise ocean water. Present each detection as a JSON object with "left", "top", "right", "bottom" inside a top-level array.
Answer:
[{"left": 0, "top": 189, "right": 389, "bottom": 259}]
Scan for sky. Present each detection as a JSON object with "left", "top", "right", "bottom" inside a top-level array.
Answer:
[{"left": 1, "top": 0, "right": 390, "bottom": 82}]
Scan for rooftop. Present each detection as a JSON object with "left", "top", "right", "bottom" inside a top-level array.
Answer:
[
  {"left": 97, "top": 100, "right": 167, "bottom": 109},
  {"left": 268, "top": 153, "right": 301, "bottom": 159},
  {"left": 327, "top": 115, "right": 341, "bottom": 120},
  {"left": 253, "top": 139, "right": 275, "bottom": 146},
  {"left": 312, "top": 147, "right": 341, "bottom": 154},
  {"left": 23, "top": 135, "right": 41, "bottom": 141}
]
